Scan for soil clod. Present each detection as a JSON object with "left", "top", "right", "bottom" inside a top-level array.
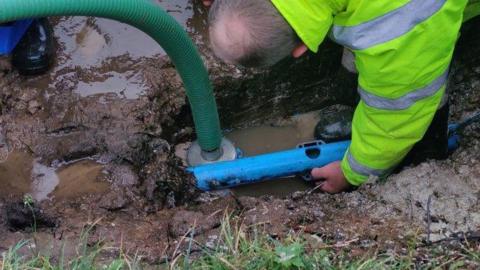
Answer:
[{"left": 5, "top": 202, "right": 56, "bottom": 231}]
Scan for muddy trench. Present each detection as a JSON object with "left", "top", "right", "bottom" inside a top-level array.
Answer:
[{"left": 0, "top": 1, "right": 479, "bottom": 264}]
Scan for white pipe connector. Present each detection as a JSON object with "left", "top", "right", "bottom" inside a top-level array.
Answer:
[{"left": 187, "top": 138, "right": 238, "bottom": 166}]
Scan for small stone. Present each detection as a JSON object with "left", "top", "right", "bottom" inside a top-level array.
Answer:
[
  {"left": 472, "top": 80, "right": 480, "bottom": 90},
  {"left": 334, "top": 230, "right": 346, "bottom": 241},
  {"left": 0, "top": 127, "right": 8, "bottom": 162},
  {"left": 14, "top": 101, "right": 27, "bottom": 111},
  {"left": 304, "top": 234, "right": 324, "bottom": 249},
  {"left": 384, "top": 240, "right": 395, "bottom": 249},
  {"left": 19, "top": 88, "right": 39, "bottom": 102},
  {"left": 237, "top": 196, "right": 258, "bottom": 210},
  {"left": 313, "top": 209, "right": 325, "bottom": 219},
  {"left": 286, "top": 202, "right": 296, "bottom": 210},
  {"left": 458, "top": 165, "right": 469, "bottom": 175},
  {"left": 359, "top": 239, "right": 375, "bottom": 248},
  {"left": 205, "top": 234, "right": 218, "bottom": 249},
  {"left": 169, "top": 210, "right": 220, "bottom": 237},
  {"left": 98, "top": 188, "right": 130, "bottom": 211},
  {"left": 28, "top": 100, "right": 41, "bottom": 114},
  {"left": 165, "top": 191, "right": 176, "bottom": 209},
  {"left": 291, "top": 191, "right": 304, "bottom": 201},
  {"left": 108, "top": 164, "right": 138, "bottom": 186}
]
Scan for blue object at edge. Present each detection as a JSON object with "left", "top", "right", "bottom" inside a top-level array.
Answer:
[
  {"left": 189, "top": 141, "right": 350, "bottom": 191},
  {"left": 0, "top": 19, "right": 33, "bottom": 54}
]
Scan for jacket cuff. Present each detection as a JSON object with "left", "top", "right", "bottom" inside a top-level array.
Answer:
[{"left": 341, "top": 155, "right": 369, "bottom": 186}]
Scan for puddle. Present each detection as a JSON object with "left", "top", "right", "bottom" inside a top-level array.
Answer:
[
  {"left": 21, "top": 0, "right": 207, "bottom": 100},
  {"left": 32, "top": 161, "right": 60, "bottom": 201},
  {"left": 53, "top": 160, "right": 109, "bottom": 200},
  {"left": 0, "top": 152, "right": 109, "bottom": 201},
  {"left": 74, "top": 70, "right": 145, "bottom": 99},
  {"left": 226, "top": 111, "right": 322, "bottom": 197},
  {"left": 0, "top": 152, "right": 32, "bottom": 198}
]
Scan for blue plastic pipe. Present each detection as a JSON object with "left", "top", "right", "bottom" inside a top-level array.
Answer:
[
  {"left": 189, "top": 130, "right": 462, "bottom": 191},
  {"left": 189, "top": 141, "right": 350, "bottom": 191}
]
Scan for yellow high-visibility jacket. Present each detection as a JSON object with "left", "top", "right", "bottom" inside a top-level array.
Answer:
[{"left": 271, "top": 0, "right": 478, "bottom": 185}]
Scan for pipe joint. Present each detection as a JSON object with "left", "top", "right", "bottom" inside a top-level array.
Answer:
[{"left": 187, "top": 138, "right": 238, "bottom": 166}]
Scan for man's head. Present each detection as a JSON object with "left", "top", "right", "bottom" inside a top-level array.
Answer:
[{"left": 208, "top": 0, "right": 301, "bottom": 67}]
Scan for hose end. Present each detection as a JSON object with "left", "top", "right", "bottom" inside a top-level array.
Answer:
[{"left": 187, "top": 138, "right": 238, "bottom": 166}]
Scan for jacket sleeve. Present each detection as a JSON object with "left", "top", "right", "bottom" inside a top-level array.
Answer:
[
  {"left": 336, "top": 0, "right": 466, "bottom": 185},
  {"left": 340, "top": 84, "right": 445, "bottom": 186}
]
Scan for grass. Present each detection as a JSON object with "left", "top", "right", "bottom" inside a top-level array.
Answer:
[
  {"left": 0, "top": 227, "right": 142, "bottom": 270},
  {"left": 1, "top": 213, "right": 479, "bottom": 269},
  {"left": 171, "top": 213, "right": 416, "bottom": 270}
]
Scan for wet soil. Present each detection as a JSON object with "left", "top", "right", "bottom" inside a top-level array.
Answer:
[{"left": 0, "top": 3, "right": 479, "bottom": 265}]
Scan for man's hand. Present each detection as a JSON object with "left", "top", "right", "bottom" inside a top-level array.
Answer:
[
  {"left": 203, "top": 0, "right": 213, "bottom": 6},
  {"left": 311, "top": 161, "right": 352, "bottom": 193}
]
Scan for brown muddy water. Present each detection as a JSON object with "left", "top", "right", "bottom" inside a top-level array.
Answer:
[
  {"left": 227, "top": 112, "right": 322, "bottom": 197},
  {"left": 0, "top": 152, "right": 109, "bottom": 201}
]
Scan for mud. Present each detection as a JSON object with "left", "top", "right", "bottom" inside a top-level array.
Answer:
[
  {"left": 5, "top": 202, "right": 57, "bottom": 231},
  {"left": 0, "top": 3, "right": 479, "bottom": 265}
]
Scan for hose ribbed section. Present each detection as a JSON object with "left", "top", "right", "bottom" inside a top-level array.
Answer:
[{"left": 0, "top": 0, "right": 222, "bottom": 151}]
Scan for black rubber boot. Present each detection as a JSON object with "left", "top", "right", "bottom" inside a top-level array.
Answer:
[
  {"left": 11, "top": 18, "right": 55, "bottom": 76},
  {"left": 314, "top": 105, "right": 354, "bottom": 143}
]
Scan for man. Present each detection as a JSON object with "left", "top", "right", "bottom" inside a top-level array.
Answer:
[
  {"left": 1, "top": 19, "right": 55, "bottom": 75},
  {"left": 205, "top": 0, "right": 478, "bottom": 193}
]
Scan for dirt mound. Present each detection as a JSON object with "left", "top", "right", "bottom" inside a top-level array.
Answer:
[{"left": 376, "top": 160, "right": 480, "bottom": 241}]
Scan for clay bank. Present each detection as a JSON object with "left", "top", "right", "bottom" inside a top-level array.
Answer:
[{"left": 0, "top": 0, "right": 479, "bottom": 265}]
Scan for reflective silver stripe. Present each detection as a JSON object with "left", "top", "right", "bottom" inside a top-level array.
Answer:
[
  {"left": 359, "top": 69, "right": 448, "bottom": 110},
  {"left": 347, "top": 151, "right": 389, "bottom": 177},
  {"left": 332, "top": 0, "right": 447, "bottom": 50}
]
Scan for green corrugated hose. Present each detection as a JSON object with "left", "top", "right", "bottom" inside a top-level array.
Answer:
[{"left": 0, "top": 0, "right": 222, "bottom": 152}]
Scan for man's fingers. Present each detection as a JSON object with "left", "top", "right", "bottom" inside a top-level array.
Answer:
[
  {"left": 320, "top": 180, "right": 335, "bottom": 193},
  {"left": 203, "top": 0, "right": 213, "bottom": 6},
  {"left": 313, "top": 178, "right": 336, "bottom": 193},
  {"left": 312, "top": 177, "right": 336, "bottom": 193},
  {"left": 311, "top": 168, "right": 325, "bottom": 179},
  {"left": 311, "top": 162, "right": 345, "bottom": 193},
  {"left": 311, "top": 164, "right": 334, "bottom": 180},
  {"left": 292, "top": 43, "right": 308, "bottom": 58}
]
